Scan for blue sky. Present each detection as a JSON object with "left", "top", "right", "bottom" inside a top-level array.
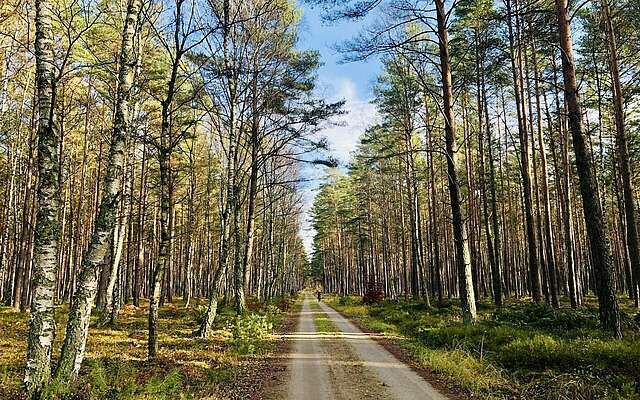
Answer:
[
  {"left": 297, "top": 4, "right": 381, "bottom": 100},
  {"left": 295, "top": 3, "right": 382, "bottom": 254}
]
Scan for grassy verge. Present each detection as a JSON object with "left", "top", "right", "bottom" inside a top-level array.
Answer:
[
  {"left": 326, "top": 295, "right": 640, "bottom": 400},
  {"left": 0, "top": 295, "right": 296, "bottom": 399},
  {"left": 309, "top": 301, "right": 339, "bottom": 334}
]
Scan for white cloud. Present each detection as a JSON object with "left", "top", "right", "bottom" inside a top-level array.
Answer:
[
  {"left": 317, "top": 79, "right": 380, "bottom": 164},
  {"left": 298, "top": 78, "right": 380, "bottom": 256}
]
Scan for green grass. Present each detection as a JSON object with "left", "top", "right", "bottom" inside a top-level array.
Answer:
[
  {"left": 0, "top": 295, "right": 295, "bottom": 399},
  {"left": 310, "top": 302, "right": 339, "bottom": 334},
  {"left": 327, "top": 295, "right": 640, "bottom": 400}
]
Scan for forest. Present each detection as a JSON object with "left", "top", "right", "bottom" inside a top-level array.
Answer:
[
  {"left": 307, "top": 0, "right": 640, "bottom": 396},
  {"left": 0, "top": 0, "right": 639, "bottom": 397}
]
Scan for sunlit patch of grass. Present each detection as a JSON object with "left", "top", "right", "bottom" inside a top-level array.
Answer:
[
  {"left": 314, "top": 316, "right": 339, "bottom": 334},
  {"left": 327, "top": 295, "right": 640, "bottom": 400},
  {"left": 303, "top": 300, "right": 338, "bottom": 334},
  {"left": 0, "top": 295, "right": 295, "bottom": 399},
  {"left": 314, "top": 315, "right": 339, "bottom": 334},
  {"left": 402, "top": 340, "right": 513, "bottom": 399}
]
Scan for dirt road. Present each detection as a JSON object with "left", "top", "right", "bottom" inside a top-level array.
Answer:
[{"left": 285, "top": 295, "right": 447, "bottom": 400}]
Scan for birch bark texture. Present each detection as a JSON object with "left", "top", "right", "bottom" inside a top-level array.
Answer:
[
  {"left": 53, "top": 0, "right": 143, "bottom": 384},
  {"left": 25, "top": 0, "right": 60, "bottom": 394}
]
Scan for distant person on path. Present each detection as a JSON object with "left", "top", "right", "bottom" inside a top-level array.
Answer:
[{"left": 316, "top": 290, "right": 321, "bottom": 302}]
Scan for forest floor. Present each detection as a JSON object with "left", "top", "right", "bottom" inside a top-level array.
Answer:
[
  {"left": 3, "top": 294, "right": 638, "bottom": 399},
  {"left": 325, "top": 294, "right": 640, "bottom": 400},
  {"left": 0, "top": 296, "right": 294, "bottom": 399},
  {"left": 283, "top": 294, "right": 448, "bottom": 400}
]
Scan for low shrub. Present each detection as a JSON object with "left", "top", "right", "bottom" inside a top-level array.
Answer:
[
  {"left": 276, "top": 298, "right": 292, "bottom": 312},
  {"left": 363, "top": 283, "right": 384, "bottom": 304},
  {"left": 73, "top": 358, "right": 137, "bottom": 399},
  {"left": 192, "top": 305, "right": 209, "bottom": 326},
  {"left": 492, "top": 303, "right": 600, "bottom": 334},
  {"left": 143, "top": 370, "right": 184, "bottom": 399},
  {"left": 230, "top": 313, "right": 273, "bottom": 355},
  {"left": 338, "top": 296, "right": 356, "bottom": 306}
]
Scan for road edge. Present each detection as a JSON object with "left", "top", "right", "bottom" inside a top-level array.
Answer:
[{"left": 321, "top": 301, "right": 466, "bottom": 400}]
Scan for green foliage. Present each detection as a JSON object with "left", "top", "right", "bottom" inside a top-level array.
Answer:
[
  {"left": 403, "top": 342, "right": 512, "bottom": 398},
  {"left": 338, "top": 296, "right": 355, "bottom": 306},
  {"left": 327, "top": 296, "right": 640, "bottom": 399},
  {"left": 492, "top": 302, "right": 601, "bottom": 333},
  {"left": 0, "top": 299, "right": 286, "bottom": 399},
  {"left": 499, "top": 336, "right": 640, "bottom": 376},
  {"left": 57, "top": 359, "right": 184, "bottom": 400},
  {"left": 82, "top": 359, "right": 137, "bottom": 400},
  {"left": 191, "top": 305, "right": 210, "bottom": 327},
  {"left": 143, "top": 371, "right": 184, "bottom": 399},
  {"left": 230, "top": 313, "right": 273, "bottom": 355}
]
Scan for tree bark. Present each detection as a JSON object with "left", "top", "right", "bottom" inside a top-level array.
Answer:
[
  {"left": 554, "top": 0, "right": 622, "bottom": 338},
  {"left": 435, "top": 0, "right": 476, "bottom": 324},
  {"left": 602, "top": 0, "right": 640, "bottom": 307},
  {"left": 25, "top": 0, "right": 60, "bottom": 394},
  {"left": 530, "top": 36, "right": 559, "bottom": 308},
  {"left": 505, "top": 0, "right": 542, "bottom": 302},
  {"left": 200, "top": 0, "right": 236, "bottom": 333},
  {"left": 53, "top": 0, "right": 143, "bottom": 383}
]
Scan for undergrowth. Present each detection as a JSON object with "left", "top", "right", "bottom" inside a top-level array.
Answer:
[
  {"left": 0, "top": 294, "right": 295, "bottom": 399},
  {"left": 327, "top": 295, "right": 640, "bottom": 400}
]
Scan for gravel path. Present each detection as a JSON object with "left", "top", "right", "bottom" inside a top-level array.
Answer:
[
  {"left": 286, "top": 295, "right": 447, "bottom": 400},
  {"left": 286, "top": 295, "right": 337, "bottom": 399}
]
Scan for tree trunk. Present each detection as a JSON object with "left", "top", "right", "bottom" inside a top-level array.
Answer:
[
  {"left": 435, "top": 0, "right": 476, "bottom": 324},
  {"left": 53, "top": 0, "right": 143, "bottom": 383},
  {"left": 100, "top": 163, "right": 131, "bottom": 326},
  {"left": 554, "top": 0, "right": 622, "bottom": 338},
  {"left": 530, "top": 34, "right": 559, "bottom": 308},
  {"left": 241, "top": 68, "right": 260, "bottom": 306},
  {"left": 602, "top": 0, "right": 640, "bottom": 308},
  {"left": 505, "top": 0, "right": 542, "bottom": 302},
  {"left": 25, "top": 0, "right": 60, "bottom": 394},
  {"left": 200, "top": 0, "right": 236, "bottom": 333}
]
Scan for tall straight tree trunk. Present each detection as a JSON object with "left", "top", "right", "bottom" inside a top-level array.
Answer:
[
  {"left": 14, "top": 107, "right": 36, "bottom": 312},
  {"left": 199, "top": 0, "right": 235, "bottom": 334},
  {"left": 183, "top": 146, "right": 196, "bottom": 307},
  {"left": 53, "top": 0, "right": 143, "bottom": 383},
  {"left": 25, "top": 0, "right": 60, "bottom": 394},
  {"left": 149, "top": 0, "right": 186, "bottom": 359},
  {"left": 241, "top": 68, "right": 260, "bottom": 302},
  {"left": 231, "top": 108, "right": 244, "bottom": 313},
  {"left": 404, "top": 129, "right": 421, "bottom": 299},
  {"left": 134, "top": 144, "right": 147, "bottom": 307},
  {"left": 505, "top": 0, "right": 542, "bottom": 302},
  {"left": 435, "top": 0, "right": 476, "bottom": 324},
  {"left": 530, "top": 33, "right": 559, "bottom": 308},
  {"left": 550, "top": 58, "right": 579, "bottom": 308},
  {"left": 602, "top": 0, "right": 640, "bottom": 307},
  {"left": 474, "top": 33, "right": 502, "bottom": 306},
  {"left": 554, "top": 0, "right": 622, "bottom": 338},
  {"left": 149, "top": 142, "right": 171, "bottom": 359},
  {"left": 425, "top": 97, "right": 443, "bottom": 306},
  {"left": 100, "top": 159, "right": 131, "bottom": 326}
]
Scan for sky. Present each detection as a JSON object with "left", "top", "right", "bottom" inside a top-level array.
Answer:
[{"left": 295, "top": 3, "right": 382, "bottom": 255}]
